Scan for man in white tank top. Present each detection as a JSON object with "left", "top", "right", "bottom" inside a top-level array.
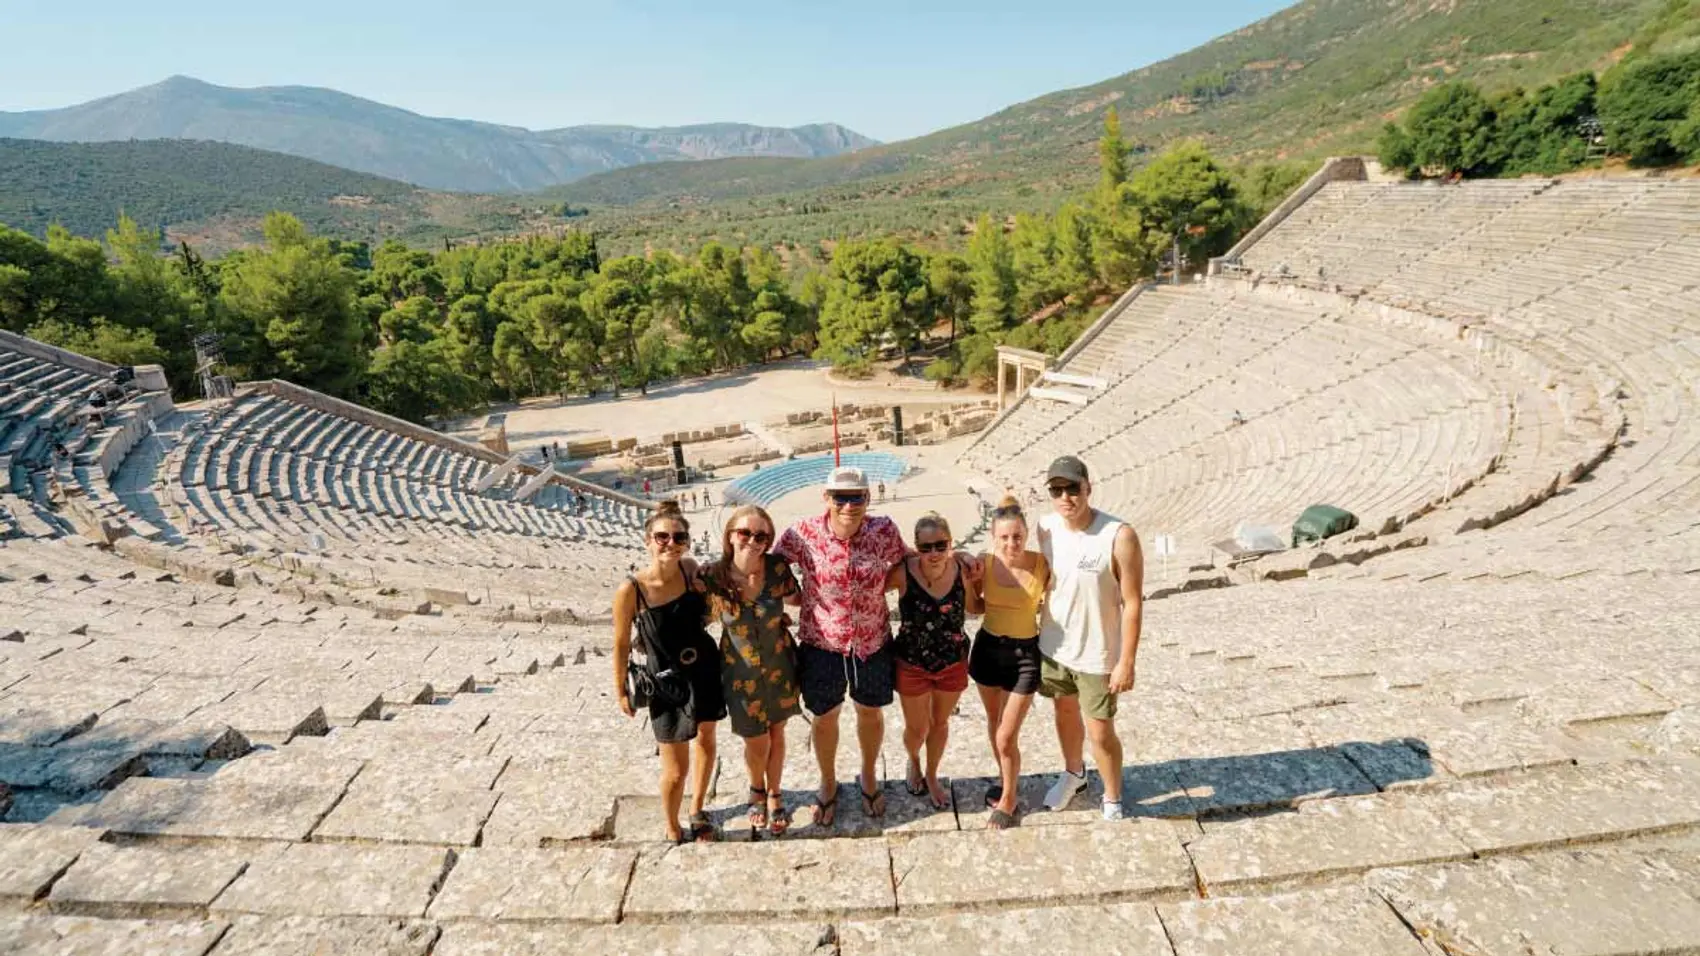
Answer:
[{"left": 1033, "top": 455, "right": 1144, "bottom": 820}]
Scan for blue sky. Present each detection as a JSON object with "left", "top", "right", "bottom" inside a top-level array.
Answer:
[{"left": 1, "top": 0, "right": 1292, "bottom": 142}]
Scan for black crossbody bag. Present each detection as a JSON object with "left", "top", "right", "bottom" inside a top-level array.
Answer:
[{"left": 624, "top": 576, "right": 693, "bottom": 710}]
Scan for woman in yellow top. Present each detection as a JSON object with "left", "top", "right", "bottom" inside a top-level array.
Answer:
[{"left": 966, "top": 496, "right": 1050, "bottom": 829}]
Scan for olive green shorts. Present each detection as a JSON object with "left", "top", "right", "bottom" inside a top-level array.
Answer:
[{"left": 1038, "top": 656, "right": 1118, "bottom": 720}]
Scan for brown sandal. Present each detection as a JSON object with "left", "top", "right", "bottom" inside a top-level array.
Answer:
[
  {"left": 988, "top": 808, "right": 1020, "bottom": 830},
  {"left": 747, "top": 787, "right": 768, "bottom": 829},
  {"left": 688, "top": 811, "right": 717, "bottom": 842},
  {"left": 769, "top": 799, "right": 791, "bottom": 836}
]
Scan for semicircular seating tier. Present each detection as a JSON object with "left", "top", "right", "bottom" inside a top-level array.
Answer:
[
  {"left": 0, "top": 341, "right": 658, "bottom": 617},
  {"left": 724, "top": 451, "right": 908, "bottom": 507}
]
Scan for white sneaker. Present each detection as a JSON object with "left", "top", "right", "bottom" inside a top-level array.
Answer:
[
  {"left": 1101, "top": 800, "right": 1126, "bottom": 822},
  {"left": 1043, "top": 769, "right": 1088, "bottom": 811}
]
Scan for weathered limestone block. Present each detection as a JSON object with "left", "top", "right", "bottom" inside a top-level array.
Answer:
[
  {"left": 433, "top": 920, "right": 833, "bottom": 956},
  {"left": 840, "top": 902, "right": 1172, "bottom": 954},
  {"left": 0, "top": 913, "right": 228, "bottom": 956},
  {"left": 312, "top": 786, "right": 498, "bottom": 846},
  {"left": 1170, "top": 748, "right": 1377, "bottom": 816},
  {"left": 624, "top": 840, "right": 894, "bottom": 922},
  {"left": 1371, "top": 848, "right": 1700, "bottom": 956},
  {"left": 210, "top": 915, "right": 439, "bottom": 956},
  {"left": 0, "top": 825, "right": 103, "bottom": 908},
  {"left": 189, "top": 695, "right": 326, "bottom": 745},
  {"left": 890, "top": 823, "right": 1193, "bottom": 914},
  {"left": 1410, "top": 759, "right": 1700, "bottom": 854},
  {"left": 214, "top": 750, "right": 365, "bottom": 790},
  {"left": 351, "top": 755, "right": 510, "bottom": 792},
  {"left": 0, "top": 740, "right": 147, "bottom": 793},
  {"left": 478, "top": 788, "right": 618, "bottom": 847},
  {"left": 70, "top": 777, "right": 343, "bottom": 841},
  {"left": 1189, "top": 793, "right": 1473, "bottom": 891},
  {"left": 427, "top": 846, "right": 636, "bottom": 923},
  {"left": 211, "top": 843, "right": 453, "bottom": 919},
  {"left": 47, "top": 841, "right": 270, "bottom": 917},
  {"left": 1159, "top": 887, "right": 1430, "bottom": 956}
]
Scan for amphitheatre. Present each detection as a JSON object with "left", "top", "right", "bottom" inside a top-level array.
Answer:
[{"left": 3, "top": 160, "right": 1700, "bottom": 955}]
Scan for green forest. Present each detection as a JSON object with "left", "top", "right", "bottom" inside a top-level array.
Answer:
[
  {"left": 1378, "top": 48, "right": 1700, "bottom": 175},
  {"left": 0, "top": 118, "right": 1289, "bottom": 425}
]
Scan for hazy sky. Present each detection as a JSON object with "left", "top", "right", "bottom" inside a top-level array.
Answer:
[{"left": 1, "top": 0, "right": 1292, "bottom": 142}]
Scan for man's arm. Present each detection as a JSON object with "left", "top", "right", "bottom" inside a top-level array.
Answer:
[{"left": 1108, "top": 525, "right": 1144, "bottom": 694}]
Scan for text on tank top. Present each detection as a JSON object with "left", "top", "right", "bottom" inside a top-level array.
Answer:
[{"left": 1037, "top": 510, "right": 1124, "bottom": 675}]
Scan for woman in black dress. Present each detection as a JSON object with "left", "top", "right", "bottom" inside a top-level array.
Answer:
[{"left": 612, "top": 500, "right": 726, "bottom": 843}]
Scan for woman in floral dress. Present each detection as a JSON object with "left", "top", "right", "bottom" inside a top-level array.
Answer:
[{"left": 700, "top": 504, "right": 802, "bottom": 835}]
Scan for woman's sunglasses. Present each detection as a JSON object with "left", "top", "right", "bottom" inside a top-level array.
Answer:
[
  {"left": 651, "top": 531, "right": 691, "bottom": 545},
  {"left": 731, "top": 528, "right": 772, "bottom": 544},
  {"left": 916, "top": 541, "right": 951, "bottom": 554}
]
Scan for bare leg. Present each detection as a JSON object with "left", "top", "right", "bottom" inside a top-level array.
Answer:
[
  {"left": 1086, "top": 717, "right": 1124, "bottom": 803},
  {"left": 658, "top": 740, "right": 689, "bottom": 842},
  {"left": 742, "top": 730, "right": 771, "bottom": 797},
  {"left": 765, "top": 720, "right": 787, "bottom": 797},
  {"left": 977, "top": 683, "right": 1007, "bottom": 758},
  {"left": 926, "top": 689, "right": 962, "bottom": 805},
  {"left": 993, "top": 693, "right": 1035, "bottom": 815},
  {"left": 898, "top": 692, "right": 931, "bottom": 788},
  {"left": 811, "top": 705, "right": 841, "bottom": 805},
  {"left": 1052, "top": 694, "right": 1088, "bottom": 777},
  {"left": 854, "top": 702, "right": 884, "bottom": 799},
  {"left": 688, "top": 722, "right": 718, "bottom": 817}
]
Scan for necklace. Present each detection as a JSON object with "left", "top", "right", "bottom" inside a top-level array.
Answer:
[{"left": 919, "top": 559, "right": 951, "bottom": 594}]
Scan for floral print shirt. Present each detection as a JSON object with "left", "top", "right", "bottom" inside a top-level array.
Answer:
[{"left": 775, "top": 511, "right": 906, "bottom": 660}]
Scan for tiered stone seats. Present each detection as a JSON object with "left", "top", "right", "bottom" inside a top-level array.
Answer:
[
  {"left": 724, "top": 451, "right": 907, "bottom": 506},
  {"left": 960, "top": 284, "right": 1511, "bottom": 564}
]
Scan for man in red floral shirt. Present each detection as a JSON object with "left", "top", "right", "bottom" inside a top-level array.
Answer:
[{"left": 775, "top": 466, "right": 908, "bottom": 824}]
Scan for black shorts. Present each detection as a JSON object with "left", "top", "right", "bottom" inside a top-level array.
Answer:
[
  {"left": 649, "top": 641, "right": 728, "bottom": 744},
  {"left": 797, "top": 642, "right": 895, "bottom": 715},
  {"left": 968, "top": 628, "right": 1042, "bottom": 695}
]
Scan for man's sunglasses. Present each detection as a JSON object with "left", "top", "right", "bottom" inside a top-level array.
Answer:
[
  {"left": 651, "top": 531, "right": 691, "bottom": 545},
  {"left": 916, "top": 541, "right": 951, "bottom": 554},
  {"left": 1048, "top": 482, "right": 1083, "bottom": 498},
  {"left": 829, "top": 492, "right": 868, "bottom": 506},
  {"left": 731, "top": 528, "right": 772, "bottom": 544}
]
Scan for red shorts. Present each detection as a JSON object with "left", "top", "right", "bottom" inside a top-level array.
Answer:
[{"left": 895, "top": 659, "right": 969, "bottom": 696}]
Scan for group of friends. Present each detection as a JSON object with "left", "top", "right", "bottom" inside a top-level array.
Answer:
[{"left": 611, "top": 455, "right": 1143, "bottom": 842}]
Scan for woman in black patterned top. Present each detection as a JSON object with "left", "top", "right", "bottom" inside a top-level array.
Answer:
[{"left": 890, "top": 512, "right": 984, "bottom": 809}]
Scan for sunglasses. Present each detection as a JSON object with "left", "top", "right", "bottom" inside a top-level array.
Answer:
[
  {"left": 1048, "top": 482, "right": 1082, "bottom": 498},
  {"left": 916, "top": 541, "right": 950, "bottom": 554},
  {"left": 829, "top": 492, "right": 868, "bottom": 506},
  {"left": 651, "top": 531, "right": 691, "bottom": 545},
  {"left": 731, "top": 528, "right": 772, "bottom": 544}
]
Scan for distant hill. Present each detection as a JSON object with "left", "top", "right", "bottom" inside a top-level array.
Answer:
[
  {"left": 551, "top": 0, "right": 1690, "bottom": 252},
  {"left": 0, "top": 76, "right": 879, "bottom": 193},
  {"left": 0, "top": 138, "right": 521, "bottom": 251}
]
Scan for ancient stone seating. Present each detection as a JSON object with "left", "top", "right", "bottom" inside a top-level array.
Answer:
[
  {"left": 3, "top": 520, "right": 1696, "bottom": 952},
  {"left": 960, "top": 285, "right": 1515, "bottom": 566}
]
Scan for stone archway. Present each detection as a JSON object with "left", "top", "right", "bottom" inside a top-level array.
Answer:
[{"left": 995, "top": 345, "right": 1051, "bottom": 409}]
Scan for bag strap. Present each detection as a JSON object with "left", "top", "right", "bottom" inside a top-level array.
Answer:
[{"left": 627, "top": 575, "right": 677, "bottom": 671}]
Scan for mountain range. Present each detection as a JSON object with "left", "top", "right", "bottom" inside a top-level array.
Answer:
[{"left": 0, "top": 76, "right": 877, "bottom": 193}]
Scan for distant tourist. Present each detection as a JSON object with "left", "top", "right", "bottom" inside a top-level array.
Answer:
[
  {"left": 700, "top": 505, "right": 802, "bottom": 835},
  {"left": 552, "top": 441, "right": 561, "bottom": 460},
  {"left": 967, "top": 496, "right": 1050, "bottom": 828},
  {"left": 1034, "top": 456, "right": 1144, "bottom": 820},
  {"left": 643, "top": 477, "right": 653, "bottom": 497},
  {"left": 611, "top": 501, "right": 725, "bottom": 843},
  {"left": 891, "top": 512, "right": 981, "bottom": 810},
  {"left": 1231, "top": 410, "right": 1246, "bottom": 427},
  {"left": 774, "top": 467, "right": 905, "bottom": 824},
  {"left": 877, "top": 480, "right": 887, "bottom": 502},
  {"left": 542, "top": 445, "right": 551, "bottom": 462}
]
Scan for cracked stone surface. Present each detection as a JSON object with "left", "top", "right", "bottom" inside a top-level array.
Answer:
[
  {"left": 0, "top": 824, "right": 103, "bottom": 907},
  {"left": 427, "top": 846, "right": 636, "bottom": 923},
  {"left": 46, "top": 841, "right": 273, "bottom": 918},
  {"left": 210, "top": 843, "right": 452, "bottom": 919},
  {"left": 0, "top": 913, "right": 228, "bottom": 956},
  {"left": 432, "top": 920, "right": 834, "bottom": 955},
  {"left": 1189, "top": 793, "right": 1473, "bottom": 890},
  {"left": 67, "top": 777, "right": 343, "bottom": 841},
  {"left": 311, "top": 785, "right": 498, "bottom": 846},
  {"left": 1371, "top": 847, "right": 1700, "bottom": 955},
  {"left": 839, "top": 902, "right": 1173, "bottom": 954},
  {"left": 206, "top": 915, "right": 440, "bottom": 955},
  {"left": 624, "top": 840, "right": 894, "bottom": 922},
  {"left": 1158, "top": 887, "right": 1430, "bottom": 956},
  {"left": 890, "top": 822, "right": 1194, "bottom": 914}
]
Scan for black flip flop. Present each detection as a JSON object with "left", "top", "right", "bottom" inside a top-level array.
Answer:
[
  {"left": 905, "top": 758, "right": 926, "bottom": 797},
  {"left": 688, "top": 811, "right": 717, "bottom": 842},
  {"left": 988, "top": 807, "right": 1019, "bottom": 830}
]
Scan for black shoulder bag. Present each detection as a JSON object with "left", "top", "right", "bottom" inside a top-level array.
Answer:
[{"left": 624, "top": 577, "right": 693, "bottom": 710}]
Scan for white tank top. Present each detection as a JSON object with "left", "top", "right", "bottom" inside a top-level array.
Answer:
[{"left": 1037, "top": 509, "right": 1124, "bottom": 675}]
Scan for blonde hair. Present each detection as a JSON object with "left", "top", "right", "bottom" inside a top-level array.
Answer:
[
  {"left": 992, "top": 494, "right": 1025, "bottom": 527},
  {"left": 914, "top": 511, "right": 952, "bottom": 542}
]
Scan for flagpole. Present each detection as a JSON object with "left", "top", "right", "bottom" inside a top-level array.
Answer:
[{"left": 832, "top": 392, "right": 841, "bottom": 467}]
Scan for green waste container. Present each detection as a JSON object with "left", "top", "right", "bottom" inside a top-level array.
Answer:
[{"left": 1292, "top": 504, "right": 1358, "bottom": 547}]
